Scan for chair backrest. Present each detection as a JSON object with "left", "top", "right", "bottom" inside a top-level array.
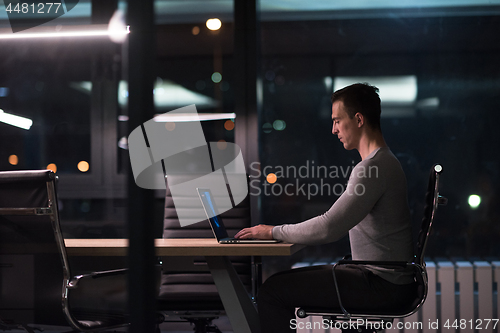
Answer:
[
  {"left": 158, "top": 173, "right": 253, "bottom": 310},
  {"left": 0, "top": 170, "right": 69, "bottom": 325},
  {"left": 0, "top": 170, "right": 135, "bottom": 332},
  {"left": 163, "top": 174, "right": 251, "bottom": 239},
  {"left": 415, "top": 164, "right": 445, "bottom": 266}
]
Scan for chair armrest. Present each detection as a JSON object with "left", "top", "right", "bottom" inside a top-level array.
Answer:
[
  {"left": 438, "top": 195, "right": 448, "bottom": 205},
  {"left": 336, "top": 260, "right": 411, "bottom": 267},
  {"left": 68, "top": 268, "right": 128, "bottom": 289},
  {"left": 341, "top": 254, "right": 352, "bottom": 260},
  {"left": 335, "top": 260, "right": 426, "bottom": 275},
  {"left": 90, "top": 268, "right": 128, "bottom": 278}
]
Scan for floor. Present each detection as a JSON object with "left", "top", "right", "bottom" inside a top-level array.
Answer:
[
  {"left": 0, "top": 316, "right": 233, "bottom": 333},
  {"left": 159, "top": 315, "right": 233, "bottom": 333}
]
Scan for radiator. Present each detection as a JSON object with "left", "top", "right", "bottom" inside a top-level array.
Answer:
[{"left": 292, "top": 260, "right": 500, "bottom": 333}]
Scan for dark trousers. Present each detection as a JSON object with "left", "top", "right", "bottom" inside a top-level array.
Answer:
[{"left": 257, "top": 265, "right": 417, "bottom": 333}]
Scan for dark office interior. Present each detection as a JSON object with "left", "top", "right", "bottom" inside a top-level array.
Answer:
[{"left": 1, "top": 0, "right": 499, "bottom": 332}]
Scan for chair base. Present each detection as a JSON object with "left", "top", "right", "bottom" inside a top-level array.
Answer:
[
  {"left": 0, "top": 320, "right": 43, "bottom": 333},
  {"left": 182, "top": 317, "right": 222, "bottom": 333},
  {"left": 340, "top": 328, "right": 379, "bottom": 333},
  {"left": 160, "top": 311, "right": 223, "bottom": 333}
]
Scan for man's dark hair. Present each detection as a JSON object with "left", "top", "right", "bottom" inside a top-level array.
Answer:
[{"left": 331, "top": 83, "right": 381, "bottom": 131}]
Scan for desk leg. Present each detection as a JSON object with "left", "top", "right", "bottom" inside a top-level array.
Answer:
[{"left": 205, "top": 256, "right": 261, "bottom": 333}]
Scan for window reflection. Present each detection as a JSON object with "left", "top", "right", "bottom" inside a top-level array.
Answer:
[
  {"left": 0, "top": 0, "right": 498, "bottom": 259},
  {"left": 259, "top": 2, "right": 500, "bottom": 265}
]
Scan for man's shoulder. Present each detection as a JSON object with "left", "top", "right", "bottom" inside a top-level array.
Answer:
[
  {"left": 367, "top": 147, "right": 399, "bottom": 165},
  {"left": 354, "top": 147, "right": 403, "bottom": 178}
]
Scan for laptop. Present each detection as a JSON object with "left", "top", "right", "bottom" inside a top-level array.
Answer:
[{"left": 197, "top": 188, "right": 280, "bottom": 244}]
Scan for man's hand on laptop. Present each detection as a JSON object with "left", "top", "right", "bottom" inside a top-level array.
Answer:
[{"left": 235, "top": 224, "right": 274, "bottom": 240}]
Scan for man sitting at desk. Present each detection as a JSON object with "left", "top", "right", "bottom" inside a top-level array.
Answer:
[{"left": 235, "top": 83, "right": 417, "bottom": 332}]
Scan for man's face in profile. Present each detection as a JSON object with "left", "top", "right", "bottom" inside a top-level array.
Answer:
[{"left": 331, "top": 101, "right": 361, "bottom": 151}]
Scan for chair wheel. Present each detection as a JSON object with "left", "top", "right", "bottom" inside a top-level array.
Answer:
[{"left": 296, "top": 308, "right": 307, "bottom": 318}]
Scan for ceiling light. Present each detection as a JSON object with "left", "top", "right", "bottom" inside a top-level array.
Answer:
[
  {"left": 468, "top": 194, "right": 481, "bottom": 209},
  {"left": 334, "top": 76, "right": 417, "bottom": 104},
  {"left": 0, "top": 109, "right": 33, "bottom": 130},
  {"left": 118, "top": 80, "right": 218, "bottom": 110},
  {"left": 71, "top": 80, "right": 218, "bottom": 110},
  {"left": 206, "top": 18, "right": 222, "bottom": 31},
  {"left": 108, "top": 9, "right": 128, "bottom": 43},
  {"left": 153, "top": 113, "right": 236, "bottom": 122},
  {"left": 0, "top": 24, "right": 130, "bottom": 40}
]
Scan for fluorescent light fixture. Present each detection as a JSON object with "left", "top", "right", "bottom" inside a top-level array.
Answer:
[
  {"left": 0, "top": 109, "right": 33, "bottom": 130},
  {"left": 153, "top": 113, "right": 236, "bottom": 122},
  {"left": 323, "top": 76, "right": 333, "bottom": 91},
  {"left": 70, "top": 80, "right": 218, "bottom": 109},
  {"left": 261, "top": 0, "right": 500, "bottom": 12},
  {"left": 416, "top": 97, "right": 440, "bottom": 109},
  {"left": 118, "top": 80, "right": 217, "bottom": 109},
  {"left": 108, "top": 9, "right": 128, "bottom": 43},
  {"left": 334, "top": 76, "right": 417, "bottom": 104},
  {"left": 118, "top": 136, "right": 128, "bottom": 150},
  {"left": 0, "top": 24, "right": 129, "bottom": 40},
  {"left": 117, "top": 113, "right": 235, "bottom": 122}
]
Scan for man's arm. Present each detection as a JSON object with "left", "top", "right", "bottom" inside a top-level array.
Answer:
[{"left": 236, "top": 161, "right": 386, "bottom": 244}]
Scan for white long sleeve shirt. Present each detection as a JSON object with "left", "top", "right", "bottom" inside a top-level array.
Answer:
[{"left": 272, "top": 147, "right": 415, "bottom": 284}]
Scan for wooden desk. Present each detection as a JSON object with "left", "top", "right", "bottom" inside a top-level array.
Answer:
[
  {"left": 65, "top": 238, "right": 304, "bottom": 257},
  {"left": 64, "top": 238, "right": 304, "bottom": 333}
]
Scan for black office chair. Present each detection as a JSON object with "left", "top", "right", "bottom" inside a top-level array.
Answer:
[
  {"left": 0, "top": 170, "right": 129, "bottom": 332},
  {"left": 296, "top": 164, "right": 447, "bottom": 332},
  {"left": 157, "top": 174, "right": 257, "bottom": 333}
]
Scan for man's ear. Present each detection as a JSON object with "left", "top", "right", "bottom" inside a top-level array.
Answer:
[{"left": 355, "top": 113, "right": 364, "bottom": 128}]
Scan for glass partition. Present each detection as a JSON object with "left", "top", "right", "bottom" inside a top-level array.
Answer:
[
  {"left": 259, "top": 1, "right": 500, "bottom": 273},
  {"left": 0, "top": 1, "right": 126, "bottom": 237},
  {"left": 1, "top": 0, "right": 498, "bottom": 262}
]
